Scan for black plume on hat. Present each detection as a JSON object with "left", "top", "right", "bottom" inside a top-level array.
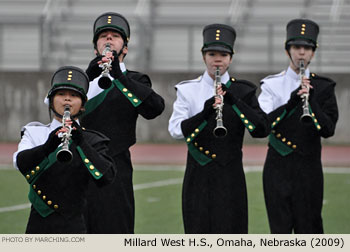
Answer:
[
  {"left": 93, "top": 12, "right": 130, "bottom": 45},
  {"left": 201, "top": 24, "right": 236, "bottom": 54},
  {"left": 48, "top": 66, "right": 89, "bottom": 104},
  {"left": 285, "top": 18, "right": 319, "bottom": 50}
]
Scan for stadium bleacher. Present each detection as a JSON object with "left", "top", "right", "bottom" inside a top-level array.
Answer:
[{"left": 0, "top": 0, "right": 349, "bottom": 72}]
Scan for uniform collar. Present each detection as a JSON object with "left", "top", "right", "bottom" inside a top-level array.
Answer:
[
  {"left": 286, "top": 66, "right": 310, "bottom": 81},
  {"left": 203, "top": 70, "right": 230, "bottom": 86},
  {"left": 120, "top": 62, "right": 126, "bottom": 72}
]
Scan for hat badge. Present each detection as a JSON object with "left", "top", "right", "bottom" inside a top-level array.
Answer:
[
  {"left": 300, "top": 23, "right": 306, "bottom": 35},
  {"left": 107, "top": 16, "right": 112, "bottom": 24},
  {"left": 216, "top": 29, "right": 221, "bottom": 41},
  {"left": 67, "top": 71, "right": 72, "bottom": 81}
]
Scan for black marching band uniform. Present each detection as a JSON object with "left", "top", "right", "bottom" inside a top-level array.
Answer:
[
  {"left": 258, "top": 19, "right": 339, "bottom": 233},
  {"left": 13, "top": 66, "right": 116, "bottom": 233},
  {"left": 169, "top": 24, "right": 270, "bottom": 233},
  {"left": 81, "top": 12, "right": 165, "bottom": 233}
]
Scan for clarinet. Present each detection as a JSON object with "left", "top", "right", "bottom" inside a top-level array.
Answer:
[
  {"left": 56, "top": 105, "right": 73, "bottom": 163},
  {"left": 98, "top": 43, "right": 113, "bottom": 89},
  {"left": 213, "top": 67, "right": 227, "bottom": 138},
  {"left": 299, "top": 60, "right": 313, "bottom": 123}
]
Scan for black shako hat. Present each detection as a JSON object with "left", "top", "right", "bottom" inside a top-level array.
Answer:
[
  {"left": 285, "top": 18, "right": 319, "bottom": 50},
  {"left": 93, "top": 12, "right": 130, "bottom": 45},
  {"left": 201, "top": 24, "right": 236, "bottom": 54},
  {"left": 48, "top": 66, "right": 89, "bottom": 104}
]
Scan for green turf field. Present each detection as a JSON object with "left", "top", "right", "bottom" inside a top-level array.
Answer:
[{"left": 0, "top": 165, "right": 349, "bottom": 233}]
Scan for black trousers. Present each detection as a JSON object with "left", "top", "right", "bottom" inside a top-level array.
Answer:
[
  {"left": 263, "top": 148, "right": 324, "bottom": 234},
  {"left": 85, "top": 150, "right": 134, "bottom": 233}
]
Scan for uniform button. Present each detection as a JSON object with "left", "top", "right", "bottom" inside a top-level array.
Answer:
[
  {"left": 312, "top": 113, "right": 315, "bottom": 117},
  {"left": 231, "top": 78, "right": 235, "bottom": 81},
  {"left": 240, "top": 114, "right": 245, "bottom": 118},
  {"left": 37, "top": 190, "right": 42, "bottom": 195},
  {"left": 199, "top": 147, "right": 203, "bottom": 151},
  {"left": 195, "top": 128, "right": 199, "bottom": 133},
  {"left": 194, "top": 142, "right": 198, "bottom": 147},
  {"left": 95, "top": 171, "right": 101, "bottom": 177},
  {"left": 31, "top": 170, "right": 35, "bottom": 175},
  {"left": 186, "top": 138, "right": 191, "bottom": 143},
  {"left": 311, "top": 73, "right": 315, "bottom": 77},
  {"left": 271, "top": 130, "right": 276, "bottom": 134},
  {"left": 287, "top": 141, "right": 292, "bottom": 146},
  {"left": 272, "top": 122, "right": 276, "bottom": 126},
  {"left": 35, "top": 166, "right": 40, "bottom": 171},
  {"left": 205, "top": 150, "right": 210, "bottom": 155},
  {"left": 33, "top": 185, "right": 36, "bottom": 189},
  {"left": 276, "top": 117, "right": 280, "bottom": 121},
  {"left": 248, "top": 125, "right": 253, "bottom": 130},
  {"left": 54, "top": 205, "right": 59, "bottom": 209},
  {"left": 317, "top": 125, "right": 321, "bottom": 130},
  {"left": 133, "top": 98, "right": 138, "bottom": 103},
  {"left": 82, "top": 127, "right": 86, "bottom": 130},
  {"left": 314, "top": 119, "right": 318, "bottom": 123},
  {"left": 211, "top": 154, "right": 216, "bottom": 159},
  {"left": 26, "top": 175, "right": 30, "bottom": 180},
  {"left": 244, "top": 120, "right": 249, "bottom": 124},
  {"left": 292, "top": 145, "right": 297, "bottom": 149},
  {"left": 128, "top": 93, "right": 133, "bottom": 97},
  {"left": 282, "top": 138, "right": 286, "bottom": 142},
  {"left": 47, "top": 201, "right": 52, "bottom": 205},
  {"left": 42, "top": 195, "right": 46, "bottom": 200},
  {"left": 276, "top": 133, "right": 281, "bottom": 138},
  {"left": 84, "top": 158, "right": 89, "bottom": 164},
  {"left": 122, "top": 88, "right": 128, "bottom": 92},
  {"left": 89, "top": 165, "right": 94, "bottom": 170},
  {"left": 191, "top": 133, "right": 195, "bottom": 137}
]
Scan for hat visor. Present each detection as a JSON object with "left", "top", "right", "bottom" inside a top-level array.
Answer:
[
  {"left": 202, "top": 45, "right": 232, "bottom": 53},
  {"left": 287, "top": 39, "right": 315, "bottom": 48},
  {"left": 48, "top": 85, "right": 87, "bottom": 102}
]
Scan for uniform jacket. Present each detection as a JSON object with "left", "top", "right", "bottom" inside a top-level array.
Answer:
[
  {"left": 169, "top": 71, "right": 270, "bottom": 167},
  {"left": 81, "top": 63, "right": 165, "bottom": 156},
  {"left": 13, "top": 119, "right": 116, "bottom": 219},
  {"left": 258, "top": 67, "right": 338, "bottom": 157}
]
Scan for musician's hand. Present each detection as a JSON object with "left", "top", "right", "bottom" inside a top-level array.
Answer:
[
  {"left": 86, "top": 55, "right": 103, "bottom": 81},
  {"left": 286, "top": 87, "right": 302, "bottom": 111},
  {"left": 213, "top": 96, "right": 223, "bottom": 108},
  {"left": 216, "top": 84, "right": 226, "bottom": 96},
  {"left": 43, "top": 127, "right": 62, "bottom": 155},
  {"left": 71, "top": 121, "right": 83, "bottom": 145},
  {"left": 297, "top": 77, "right": 313, "bottom": 96},
  {"left": 110, "top": 50, "right": 123, "bottom": 79},
  {"left": 202, "top": 96, "right": 216, "bottom": 119}
]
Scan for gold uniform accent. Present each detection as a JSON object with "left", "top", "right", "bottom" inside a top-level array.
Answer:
[
  {"left": 211, "top": 154, "right": 216, "bottom": 159},
  {"left": 186, "top": 138, "right": 191, "bottom": 143},
  {"left": 205, "top": 150, "right": 210, "bottom": 155},
  {"left": 282, "top": 138, "right": 286, "bottom": 142},
  {"left": 26, "top": 175, "right": 30, "bottom": 179},
  {"left": 35, "top": 166, "right": 40, "bottom": 171},
  {"left": 272, "top": 122, "right": 276, "bottom": 126},
  {"left": 194, "top": 142, "right": 198, "bottom": 147},
  {"left": 287, "top": 141, "right": 292, "bottom": 146},
  {"left": 31, "top": 170, "right": 35, "bottom": 175},
  {"left": 292, "top": 145, "right": 297, "bottom": 149},
  {"left": 317, "top": 125, "right": 321, "bottom": 130},
  {"left": 191, "top": 133, "right": 195, "bottom": 137},
  {"left": 84, "top": 158, "right": 89, "bottom": 164},
  {"left": 54, "top": 205, "right": 59, "bottom": 209},
  {"left": 37, "top": 190, "right": 42, "bottom": 195},
  {"left": 244, "top": 119, "right": 249, "bottom": 124},
  {"left": 276, "top": 117, "right": 280, "bottom": 121},
  {"left": 133, "top": 99, "right": 139, "bottom": 103},
  {"left": 248, "top": 125, "right": 253, "bottom": 130},
  {"left": 95, "top": 171, "right": 101, "bottom": 177},
  {"left": 89, "top": 165, "right": 95, "bottom": 170},
  {"left": 128, "top": 93, "right": 133, "bottom": 97},
  {"left": 199, "top": 147, "right": 203, "bottom": 151},
  {"left": 42, "top": 195, "right": 46, "bottom": 200},
  {"left": 314, "top": 119, "right": 318, "bottom": 123},
  {"left": 47, "top": 201, "right": 52, "bottom": 205},
  {"left": 276, "top": 133, "right": 281, "bottom": 138},
  {"left": 122, "top": 88, "right": 128, "bottom": 92},
  {"left": 240, "top": 114, "right": 245, "bottom": 118},
  {"left": 195, "top": 128, "right": 199, "bottom": 133},
  {"left": 33, "top": 185, "right": 36, "bottom": 189},
  {"left": 231, "top": 78, "right": 235, "bottom": 81}
]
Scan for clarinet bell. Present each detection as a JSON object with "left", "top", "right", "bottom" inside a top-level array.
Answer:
[
  {"left": 98, "top": 76, "right": 112, "bottom": 89},
  {"left": 56, "top": 148, "right": 73, "bottom": 164},
  {"left": 213, "top": 119, "right": 227, "bottom": 138}
]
